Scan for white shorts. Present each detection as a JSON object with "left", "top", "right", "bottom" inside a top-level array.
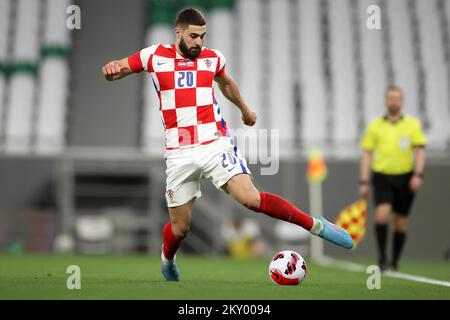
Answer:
[{"left": 164, "top": 137, "right": 252, "bottom": 207}]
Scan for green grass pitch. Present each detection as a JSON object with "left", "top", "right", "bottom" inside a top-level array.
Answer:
[{"left": 0, "top": 254, "right": 449, "bottom": 299}]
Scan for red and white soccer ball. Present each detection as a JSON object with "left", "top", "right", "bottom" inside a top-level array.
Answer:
[{"left": 268, "top": 250, "right": 307, "bottom": 285}]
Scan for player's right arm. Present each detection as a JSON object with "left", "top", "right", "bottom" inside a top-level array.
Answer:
[{"left": 102, "top": 58, "right": 133, "bottom": 81}]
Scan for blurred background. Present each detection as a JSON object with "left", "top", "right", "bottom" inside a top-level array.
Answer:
[{"left": 0, "top": 0, "right": 449, "bottom": 262}]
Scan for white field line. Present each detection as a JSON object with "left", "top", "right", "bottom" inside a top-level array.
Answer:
[
  {"left": 382, "top": 270, "right": 450, "bottom": 287},
  {"left": 314, "top": 256, "right": 450, "bottom": 288}
]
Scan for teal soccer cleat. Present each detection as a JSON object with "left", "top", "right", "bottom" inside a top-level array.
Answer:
[
  {"left": 161, "top": 253, "right": 180, "bottom": 281},
  {"left": 313, "top": 216, "right": 354, "bottom": 250}
]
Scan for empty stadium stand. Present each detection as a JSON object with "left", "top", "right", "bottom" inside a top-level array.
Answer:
[{"left": 1, "top": 0, "right": 449, "bottom": 157}]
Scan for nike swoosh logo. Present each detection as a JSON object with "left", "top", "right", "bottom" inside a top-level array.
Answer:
[
  {"left": 157, "top": 61, "right": 168, "bottom": 66},
  {"left": 227, "top": 165, "right": 238, "bottom": 172}
]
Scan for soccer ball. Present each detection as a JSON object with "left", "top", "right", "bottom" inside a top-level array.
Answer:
[{"left": 268, "top": 250, "right": 307, "bottom": 285}]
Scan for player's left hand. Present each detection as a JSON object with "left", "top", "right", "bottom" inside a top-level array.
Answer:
[
  {"left": 241, "top": 108, "right": 257, "bottom": 126},
  {"left": 409, "top": 175, "right": 423, "bottom": 192}
]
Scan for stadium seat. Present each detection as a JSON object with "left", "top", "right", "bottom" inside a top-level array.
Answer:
[
  {"left": 268, "top": 0, "right": 295, "bottom": 156},
  {"left": 5, "top": 0, "right": 40, "bottom": 154},
  {"left": 298, "top": 0, "right": 327, "bottom": 147},
  {"left": 386, "top": 0, "right": 420, "bottom": 120},
  {"left": 0, "top": 0, "right": 11, "bottom": 151},
  {"left": 329, "top": 0, "right": 358, "bottom": 147},
  {"left": 359, "top": 0, "right": 387, "bottom": 129},
  {"left": 36, "top": 0, "right": 71, "bottom": 154},
  {"left": 236, "top": 0, "right": 263, "bottom": 132},
  {"left": 416, "top": 0, "right": 450, "bottom": 149}
]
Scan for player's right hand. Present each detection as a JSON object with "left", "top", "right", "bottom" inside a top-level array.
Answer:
[{"left": 102, "top": 61, "right": 121, "bottom": 80}]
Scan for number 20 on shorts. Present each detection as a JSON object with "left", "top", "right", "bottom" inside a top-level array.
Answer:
[{"left": 221, "top": 152, "right": 237, "bottom": 169}]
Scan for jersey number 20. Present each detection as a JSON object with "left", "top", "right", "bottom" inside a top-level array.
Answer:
[{"left": 177, "top": 71, "right": 194, "bottom": 88}]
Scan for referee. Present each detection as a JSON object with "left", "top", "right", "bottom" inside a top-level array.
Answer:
[{"left": 359, "top": 85, "right": 426, "bottom": 271}]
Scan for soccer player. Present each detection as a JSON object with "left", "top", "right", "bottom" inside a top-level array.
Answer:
[
  {"left": 359, "top": 85, "right": 426, "bottom": 271},
  {"left": 102, "top": 8, "right": 353, "bottom": 281}
]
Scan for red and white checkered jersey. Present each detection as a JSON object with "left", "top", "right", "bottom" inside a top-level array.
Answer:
[{"left": 128, "top": 43, "right": 229, "bottom": 150}]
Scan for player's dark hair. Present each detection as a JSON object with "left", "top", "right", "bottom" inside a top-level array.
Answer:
[
  {"left": 175, "top": 8, "right": 206, "bottom": 28},
  {"left": 386, "top": 85, "right": 403, "bottom": 97}
]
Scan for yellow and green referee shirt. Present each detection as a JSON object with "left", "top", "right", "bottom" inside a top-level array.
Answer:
[{"left": 360, "top": 115, "right": 427, "bottom": 175}]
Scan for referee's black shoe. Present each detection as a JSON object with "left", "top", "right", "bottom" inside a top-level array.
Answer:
[{"left": 378, "top": 260, "right": 388, "bottom": 272}]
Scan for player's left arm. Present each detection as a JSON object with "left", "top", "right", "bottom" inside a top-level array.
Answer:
[
  {"left": 410, "top": 146, "right": 426, "bottom": 192},
  {"left": 214, "top": 71, "right": 257, "bottom": 126}
]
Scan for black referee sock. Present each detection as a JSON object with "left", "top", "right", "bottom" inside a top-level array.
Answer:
[
  {"left": 392, "top": 231, "right": 407, "bottom": 269},
  {"left": 375, "top": 224, "right": 388, "bottom": 266}
]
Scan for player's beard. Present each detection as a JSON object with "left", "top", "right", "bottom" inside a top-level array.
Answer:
[{"left": 179, "top": 37, "right": 201, "bottom": 60}]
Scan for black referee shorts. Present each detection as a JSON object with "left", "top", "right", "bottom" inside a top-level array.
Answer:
[{"left": 371, "top": 171, "right": 415, "bottom": 216}]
